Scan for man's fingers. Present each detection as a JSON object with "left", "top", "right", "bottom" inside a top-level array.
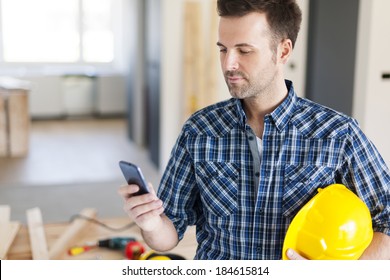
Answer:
[
  {"left": 118, "top": 181, "right": 164, "bottom": 231},
  {"left": 147, "top": 183, "right": 157, "bottom": 195},
  {"left": 286, "top": 249, "right": 307, "bottom": 260},
  {"left": 118, "top": 183, "right": 156, "bottom": 199},
  {"left": 134, "top": 205, "right": 165, "bottom": 222},
  {"left": 118, "top": 184, "right": 140, "bottom": 199},
  {"left": 125, "top": 199, "right": 163, "bottom": 218}
]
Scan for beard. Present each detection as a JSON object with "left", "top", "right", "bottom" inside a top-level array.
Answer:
[
  {"left": 224, "top": 70, "right": 259, "bottom": 99},
  {"left": 224, "top": 69, "right": 278, "bottom": 100}
]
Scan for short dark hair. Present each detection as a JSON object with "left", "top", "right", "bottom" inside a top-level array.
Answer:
[{"left": 217, "top": 0, "right": 302, "bottom": 49}]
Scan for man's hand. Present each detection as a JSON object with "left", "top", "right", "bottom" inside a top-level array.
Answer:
[
  {"left": 286, "top": 249, "right": 308, "bottom": 260},
  {"left": 359, "top": 232, "right": 390, "bottom": 259},
  {"left": 118, "top": 183, "right": 164, "bottom": 232},
  {"left": 286, "top": 232, "right": 390, "bottom": 260},
  {"left": 118, "top": 183, "right": 179, "bottom": 252}
]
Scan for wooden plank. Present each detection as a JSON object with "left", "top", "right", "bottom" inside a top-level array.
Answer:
[
  {"left": 26, "top": 208, "right": 49, "bottom": 260},
  {"left": 0, "top": 205, "right": 11, "bottom": 258},
  {"left": 183, "top": 0, "right": 196, "bottom": 121},
  {"left": 183, "top": 1, "right": 205, "bottom": 122},
  {"left": 0, "top": 205, "right": 20, "bottom": 259},
  {"left": 0, "top": 222, "right": 20, "bottom": 260},
  {"left": 0, "top": 92, "right": 7, "bottom": 156},
  {"left": 206, "top": 0, "right": 219, "bottom": 105},
  {"left": 0, "top": 205, "right": 10, "bottom": 221},
  {"left": 8, "top": 90, "right": 29, "bottom": 157},
  {"left": 7, "top": 217, "right": 197, "bottom": 260},
  {"left": 48, "top": 208, "right": 97, "bottom": 259},
  {"left": 4, "top": 224, "right": 31, "bottom": 260}
]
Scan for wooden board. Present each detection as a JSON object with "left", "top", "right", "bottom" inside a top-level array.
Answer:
[
  {"left": 0, "top": 223, "right": 20, "bottom": 260},
  {"left": 0, "top": 92, "right": 8, "bottom": 156},
  {"left": 26, "top": 208, "right": 49, "bottom": 260},
  {"left": 8, "top": 90, "right": 29, "bottom": 157},
  {"left": 183, "top": 0, "right": 205, "bottom": 121},
  {"left": 0, "top": 205, "right": 21, "bottom": 259},
  {"left": 182, "top": 0, "right": 220, "bottom": 122},
  {"left": 7, "top": 217, "right": 197, "bottom": 260},
  {"left": 206, "top": 0, "right": 219, "bottom": 105},
  {"left": 0, "top": 205, "right": 11, "bottom": 259},
  {"left": 49, "top": 208, "right": 97, "bottom": 259}
]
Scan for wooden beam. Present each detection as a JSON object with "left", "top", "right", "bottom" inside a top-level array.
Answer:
[
  {"left": 0, "top": 205, "right": 10, "bottom": 221},
  {"left": 0, "top": 205, "right": 11, "bottom": 259},
  {"left": 26, "top": 208, "right": 49, "bottom": 260},
  {"left": 8, "top": 90, "right": 30, "bottom": 157},
  {"left": 0, "top": 205, "right": 20, "bottom": 259},
  {"left": 49, "top": 208, "right": 97, "bottom": 259},
  {"left": 206, "top": 0, "right": 219, "bottom": 105},
  {"left": 183, "top": 0, "right": 205, "bottom": 122},
  {"left": 0, "top": 92, "right": 7, "bottom": 156}
]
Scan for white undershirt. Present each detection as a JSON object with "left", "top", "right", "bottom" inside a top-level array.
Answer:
[{"left": 256, "top": 137, "right": 263, "bottom": 159}]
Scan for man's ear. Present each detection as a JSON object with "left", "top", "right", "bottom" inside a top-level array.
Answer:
[{"left": 278, "top": 39, "right": 293, "bottom": 64}]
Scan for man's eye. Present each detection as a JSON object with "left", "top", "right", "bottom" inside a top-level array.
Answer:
[
  {"left": 219, "top": 49, "right": 227, "bottom": 53},
  {"left": 239, "top": 49, "right": 251, "bottom": 54}
]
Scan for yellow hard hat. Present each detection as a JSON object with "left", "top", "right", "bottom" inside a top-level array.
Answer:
[{"left": 282, "top": 184, "right": 373, "bottom": 260}]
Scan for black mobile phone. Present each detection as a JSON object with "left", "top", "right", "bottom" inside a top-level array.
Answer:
[{"left": 119, "top": 161, "right": 149, "bottom": 195}]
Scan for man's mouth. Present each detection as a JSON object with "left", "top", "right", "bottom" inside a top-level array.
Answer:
[{"left": 227, "top": 76, "right": 245, "bottom": 84}]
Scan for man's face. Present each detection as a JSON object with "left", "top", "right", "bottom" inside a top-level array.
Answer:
[{"left": 217, "top": 12, "right": 282, "bottom": 99}]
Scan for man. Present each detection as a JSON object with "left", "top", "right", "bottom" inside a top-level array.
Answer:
[{"left": 119, "top": 0, "right": 390, "bottom": 260}]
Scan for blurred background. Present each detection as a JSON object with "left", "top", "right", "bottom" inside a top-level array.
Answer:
[{"left": 0, "top": 0, "right": 389, "bottom": 224}]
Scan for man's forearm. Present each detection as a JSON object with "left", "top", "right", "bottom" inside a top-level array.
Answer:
[
  {"left": 141, "top": 214, "right": 179, "bottom": 252},
  {"left": 359, "top": 232, "right": 390, "bottom": 259}
]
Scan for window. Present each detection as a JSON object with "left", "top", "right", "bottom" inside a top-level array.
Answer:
[{"left": 0, "top": 0, "right": 115, "bottom": 63}]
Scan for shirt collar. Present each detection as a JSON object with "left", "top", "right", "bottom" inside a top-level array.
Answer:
[
  {"left": 234, "top": 80, "right": 297, "bottom": 131},
  {"left": 234, "top": 98, "right": 247, "bottom": 129},
  {"left": 270, "top": 80, "right": 297, "bottom": 132}
]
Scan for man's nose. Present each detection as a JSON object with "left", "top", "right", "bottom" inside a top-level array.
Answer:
[{"left": 224, "top": 52, "right": 239, "bottom": 71}]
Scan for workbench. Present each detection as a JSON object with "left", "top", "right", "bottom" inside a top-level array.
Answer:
[{"left": 6, "top": 216, "right": 197, "bottom": 260}]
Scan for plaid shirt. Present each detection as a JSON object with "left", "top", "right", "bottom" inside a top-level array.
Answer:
[{"left": 157, "top": 80, "right": 390, "bottom": 260}]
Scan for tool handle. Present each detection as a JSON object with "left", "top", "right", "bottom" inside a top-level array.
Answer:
[{"left": 68, "top": 245, "right": 93, "bottom": 256}]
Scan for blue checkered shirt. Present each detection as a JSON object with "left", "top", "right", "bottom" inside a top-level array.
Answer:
[{"left": 157, "top": 80, "right": 390, "bottom": 259}]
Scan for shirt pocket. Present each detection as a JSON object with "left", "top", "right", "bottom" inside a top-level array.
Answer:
[
  {"left": 283, "top": 164, "right": 335, "bottom": 220},
  {"left": 195, "top": 161, "right": 239, "bottom": 217}
]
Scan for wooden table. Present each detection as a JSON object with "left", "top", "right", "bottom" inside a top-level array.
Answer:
[{"left": 7, "top": 216, "right": 197, "bottom": 260}]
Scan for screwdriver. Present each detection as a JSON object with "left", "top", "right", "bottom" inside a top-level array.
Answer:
[{"left": 68, "top": 237, "right": 136, "bottom": 256}]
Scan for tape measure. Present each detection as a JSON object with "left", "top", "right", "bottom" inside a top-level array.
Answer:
[{"left": 139, "top": 250, "right": 186, "bottom": 260}]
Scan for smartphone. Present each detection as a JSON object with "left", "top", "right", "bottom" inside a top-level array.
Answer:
[{"left": 119, "top": 160, "right": 149, "bottom": 195}]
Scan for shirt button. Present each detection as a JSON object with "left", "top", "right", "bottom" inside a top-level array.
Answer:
[
  {"left": 256, "top": 246, "right": 262, "bottom": 253},
  {"left": 255, "top": 172, "right": 260, "bottom": 177},
  {"left": 248, "top": 136, "right": 254, "bottom": 141},
  {"left": 258, "top": 208, "right": 264, "bottom": 215}
]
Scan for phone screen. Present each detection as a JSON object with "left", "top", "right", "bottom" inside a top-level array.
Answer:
[{"left": 119, "top": 161, "right": 149, "bottom": 195}]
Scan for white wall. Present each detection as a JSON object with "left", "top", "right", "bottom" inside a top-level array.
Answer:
[{"left": 354, "top": 0, "right": 390, "bottom": 166}]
